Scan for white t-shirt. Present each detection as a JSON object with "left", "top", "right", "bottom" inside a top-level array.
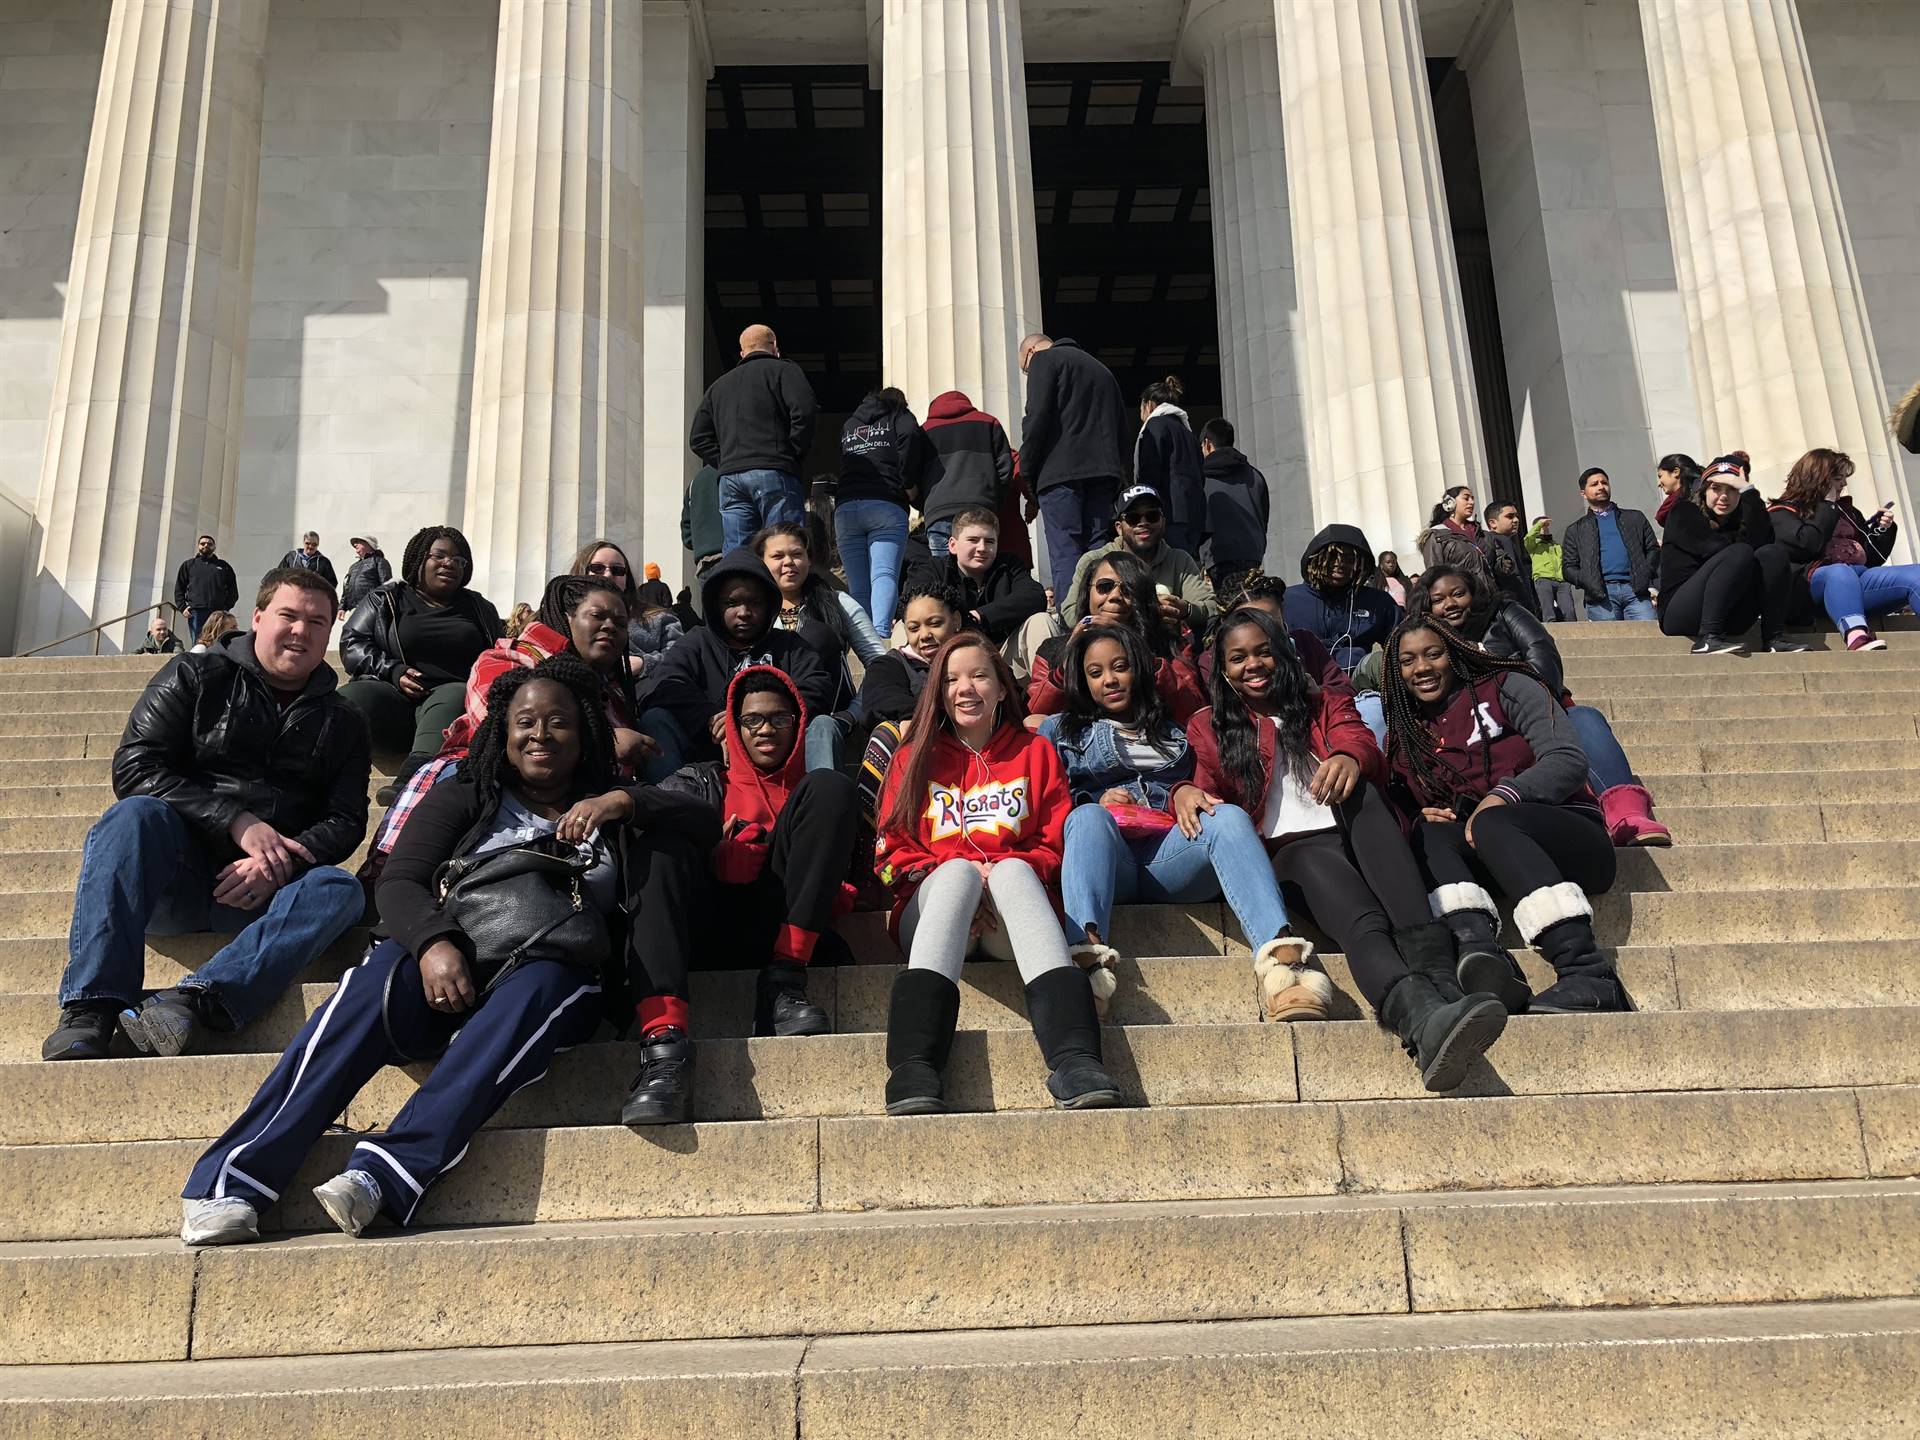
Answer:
[{"left": 1260, "top": 719, "right": 1338, "bottom": 841}]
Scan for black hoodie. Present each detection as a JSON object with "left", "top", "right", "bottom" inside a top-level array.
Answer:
[
  {"left": 1200, "top": 445, "right": 1270, "bottom": 573},
  {"left": 636, "top": 549, "right": 832, "bottom": 758},
  {"left": 838, "top": 394, "right": 930, "bottom": 507},
  {"left": 1280, "top": 523, "right": 1402, "bottom": 673}
]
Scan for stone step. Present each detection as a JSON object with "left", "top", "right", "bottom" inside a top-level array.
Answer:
[
  {"left": 0, "top": 783, "right": 113, "bottom": 818},
  {"left": 0, "top": 656, "right": 167, "bottom": 675},
  {"left": 1572, "top": 670, "right": 1920, "bottom": 698},
  {"left": 5, "top": 1008, "right": 1915, "bottom": 1150},
  {"left": 1608, "top": 713, "right": 1918, "bottom": 744},
  {"left": 4, "top": 1179, "right": 1915, "bottom": 1367},
  {"left": 1564, "top": 649, "right": 1920, "bottom": 676},
  {"left": 6, "top": 1297, "right": 1916, "bottom": 1439},
  {"left": 1601, "top": 691, "right": 1918, "bottom": 720},
  {"left": 1635, "top": 769, "right": 1920, "bottom": 805},
  {"left": 5, "top": 1083, "right": 1911, "bottom": 1243},
  {"left": 0, "top": 713, "right": 134, "bottom": 740}
]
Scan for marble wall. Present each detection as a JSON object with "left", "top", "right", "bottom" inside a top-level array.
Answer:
[
  {"left": 1466, "top": 0, "right": 1700, "bottom": 533},
  {"left": 234, "top": 0, "right": 497, "bottom": 594},
  {"left": 1805, "top": 0, "right": 1920, "bottom": 514}
]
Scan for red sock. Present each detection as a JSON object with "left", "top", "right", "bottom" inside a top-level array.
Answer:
[
  {"left": 636, "top": 995, "right": 689, "bottom": 1037},
  {"left": 773, "top": 923, "right": 819, "bottom": 967}
]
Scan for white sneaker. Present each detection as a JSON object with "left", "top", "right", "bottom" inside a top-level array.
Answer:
[
  {"left": 181, "top": 1196, "right": 259, "bottom": 1247},
  {"left": 312, "top": 1169, "right": 383, "bottom": 1238}
]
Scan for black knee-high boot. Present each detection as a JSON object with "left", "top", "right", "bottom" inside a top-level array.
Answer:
[
  {"left": 1431, "top": 881, "right": 1531, "bottom": 1014},
  {"left": 1515, "top": 881, "right": 1628, "bottom": 1014},
  {"left": 1377, "top": 974, "right": 1508, "bottom": 1093},
  {"left": 1391, "top": 921, "right": 1465, "bottom": 1002},
  {"left": 1024, "top": 967, "right": 1122, "bottom": 1111},
  {"left": 885, "top": 968, "right": 961, "bottom": 1116}
]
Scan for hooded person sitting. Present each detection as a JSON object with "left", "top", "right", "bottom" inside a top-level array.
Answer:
[
  {"left": 1283, "top": 524, "right": 1403, "bottom": 743},
  {"left": 620, "top": 666, "right": 861, "bottom": 1125},
  {"left": 634, "top": 548, "right": 833, "bottom": 781}
]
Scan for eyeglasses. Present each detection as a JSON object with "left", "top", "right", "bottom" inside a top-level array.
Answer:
[
  {"left": 1124, "top": 509, "right": 1163, "bottom": 525},
  {"left": 738, "top": 712, "right": 798, "bottom": 735},
  {"left": 586, "top": 562, "right": 630, "bottom": 578}
]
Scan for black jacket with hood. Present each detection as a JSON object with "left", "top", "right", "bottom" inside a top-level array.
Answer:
[
  {"left": 340, "top": 578, "right": 505, "bottom": 686},
  {"left": 1136, "top": 407, "right": 1206, "bottom": 547},
  {"left": 901, "top": 550, "right": 1046, "bottom": 644},
  {"left": 1279, "top": 523, "right": 1402, "bottom": 673},
  {"left": 1018, "top": 338, "right": 1131, "bottom": 493},
  {"left": 112, "top": 633, "right": 372, "bottom": 868},
  {"left": 636, "top": 549, "right": 833, "bottom": 759},
  {"left": 688, "top": 350, "right": 819, "bottom": 476},
  {"left": 920, "top": 390, "right": 1014, "bottom": 524},
  {"left": 1199, "top": 445, "right": 1270, "bottom": 573},
  {"left": 837, "top": 394, "right": 930, "bottom": 508}
]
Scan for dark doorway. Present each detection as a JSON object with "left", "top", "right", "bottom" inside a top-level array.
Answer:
[
  {"left": 704, "top": 67, "right": 881, "bottom": 479},
  {"left": 1026, "top": 64, "right": 1221, "bottom": 424}
]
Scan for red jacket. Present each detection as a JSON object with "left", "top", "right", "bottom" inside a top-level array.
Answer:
[
  {"left": 875, "top": 721, "right": 1072, "bottom": 924},
  {"left": 1027, "top": 643, "right": 1207, "bottom": 724},
  {"left": 1178, "top": 683, "right": 1385, "bottom": 815}
]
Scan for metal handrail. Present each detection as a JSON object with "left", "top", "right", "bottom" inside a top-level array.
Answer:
[{"left": 20, "top": 600, "right": 183, "bottom": 658}]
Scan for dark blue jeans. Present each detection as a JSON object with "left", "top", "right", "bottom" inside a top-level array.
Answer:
[
  {"left": 58, "top": 796, "right": 364, "bottom": 1028},
  {"left": 1037, "top": 478, "right": 1119, "bottom": 595},
  {"left": 719, "top": 468, "right": 804, "bottom": 553}
]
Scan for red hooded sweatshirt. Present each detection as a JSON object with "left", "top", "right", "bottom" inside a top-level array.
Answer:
[{"left": 875, "top": 719, "right": 1072, "bottom": 933}]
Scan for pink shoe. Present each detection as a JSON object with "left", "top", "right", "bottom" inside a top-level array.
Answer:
[
  {"left": 1599, "top": 783, "right": 1672, "bottom": 848},
  {"left": 1846, "top": 628, "right": 1888, "bottom": 652}
]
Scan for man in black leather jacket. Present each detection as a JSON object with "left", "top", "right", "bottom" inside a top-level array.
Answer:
[{"left": 44, "top": 569, "right": 372, "bottom": 1063}]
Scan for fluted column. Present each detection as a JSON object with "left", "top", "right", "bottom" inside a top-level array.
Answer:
[
  {"left": 1640, "top": 0, "right": 1908, "bottom": 543},
  {"left": 1182, "top": 0, "right": 1305, "bottom": 572},
  {"left": 464, "top": 0, "right": 644, "bottom": 607},
  {"left": 640, "top": 0, "right": 709, "bottom": 590},
  {"left": 880, "top": 0, "right": 1042, "bottom": 436},
  {"left": 1274, "top": 0, "right": 1487, "bottom": 557},
  {"left": 19, "top": 0, "right": 271, "bottom": 654}
]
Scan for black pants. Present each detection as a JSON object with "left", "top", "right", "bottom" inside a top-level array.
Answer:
[
  {"left": 626, "top": 770, "right": 861, "bottom": 1005},
  {"left": 1658, "top": 542, "right": 1789, "bottom": 640},
  {"left": 1270, "top": 782, "right": 1432, "bottom": 1009},
  {"left": 1412, "top": 802, "right": 1616, "bottom": 915}
]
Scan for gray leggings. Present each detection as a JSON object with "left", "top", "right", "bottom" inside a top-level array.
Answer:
[{"left": 900, "top": 857, "right": 1073, "bottom": 984}]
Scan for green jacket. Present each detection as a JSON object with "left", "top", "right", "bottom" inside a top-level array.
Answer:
[
  {"left": 1524, "top": 521, "right": 1564, "bottom": 581},
  {"left": 1060, "top": 538, "right": 1215, "bottom": 632}
]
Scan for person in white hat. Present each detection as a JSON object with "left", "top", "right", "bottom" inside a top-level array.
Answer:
[{"left": 340, "top": 534, "right": 391, "bottom": 617}]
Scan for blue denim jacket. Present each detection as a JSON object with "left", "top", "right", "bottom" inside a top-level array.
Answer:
[{"left": 1039, "top": 715, "right": 1195, "bottom": 808}]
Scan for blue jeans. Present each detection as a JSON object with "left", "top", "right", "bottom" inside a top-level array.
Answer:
[
  {"left": 1567, "top": 703, "right": 1637, "bottom": 793},
  {"left": 1808, "top": 563, "right": 1920, "bottom": 634},
  {"left": 719, "top": 468, "right": 804, "bottom": 553},
  {"left": 835, "top": 497, "right": 910, "bottom": 628},
  {"left": 1036, "top": 478, "right": 1119, "bottom": 595},
  {"left": 1060, "top": 801, "right": 1287, "bottom": 948},
  {"left": 59, "top": 796, "right": 364, "bottom": 1028},
  {"left": 1584, "top": 580, "right": 1656, "bottom": 622},
  {"left": 1354, "top": 691, "right": 1387, "bottom": 747},
  {"left": 924, "top": 518, "right": 953, "bottom": 559},
  {"left": 638, "top": 707, "right": 692, "bottom": 783},
  {"left": 805, "top": 711, "right": 852, "bottom": 773}
]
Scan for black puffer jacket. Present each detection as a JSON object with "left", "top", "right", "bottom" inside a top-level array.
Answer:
[
  {"left": 112, "top": 634, "right": 372, "bottom": 867},
  {"left": 339, "top": 579, "right": 505, "bottom": 686}
]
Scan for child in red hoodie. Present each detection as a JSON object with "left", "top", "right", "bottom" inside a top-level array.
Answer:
[
  {"left": 620, "top": 666, "right": 862, "bottom": 1125},
  {"left": 875, "top": 633, "right": 1120, "bottom": 1116}
]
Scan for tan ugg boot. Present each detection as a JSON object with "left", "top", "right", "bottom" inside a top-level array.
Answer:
[
  {"left": 1253, "top": 936, "right": 1331, "bottom": 1022},
  {"left": 1069, "top": 942, "right": 1121, "bottom": 1019}
]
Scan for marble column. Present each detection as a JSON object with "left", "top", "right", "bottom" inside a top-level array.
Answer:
[
  {"left": 1180, "top": 0, "right": 1306, "bottom": 572},
  {"left": 463, "top": 0, "right": 645, "bottom": 607},
  {"left": 20, "top": 0, "right": 271, "bottom": 654},
  {"left": 1640, "top": 0, "right": 1908, "bottom": 543},
  {"left": 1274, "top": 0, "right": 1488, "bottom": 559},
  {"left": 640, "top": 0, "right": 709, "bottom": 591},
  {"left": 880, "top": 0, "right": 1043, "bottom": 437}
]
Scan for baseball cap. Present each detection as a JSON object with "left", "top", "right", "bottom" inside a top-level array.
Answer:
[{"left": 1118, "top": 484, "right": 1162, "bottom": 514}]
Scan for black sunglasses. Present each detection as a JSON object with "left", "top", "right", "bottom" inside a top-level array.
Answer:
[
  {"left": 586, "top": 561, "right": 630, "bottom": 578},
  {"left": 1123, "top": 508, "right": 1164, "bottom": 524}
]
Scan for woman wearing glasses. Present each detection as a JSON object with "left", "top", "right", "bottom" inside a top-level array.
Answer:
[
  {"left": 571, "top": 538, "right": 684, "bottom": 678},
  {"left": 340, "top": 525, "right": 504, "bottom": 792},
  {"left": 1028, "top": 550, "right": 1207, "bottom": 723}
]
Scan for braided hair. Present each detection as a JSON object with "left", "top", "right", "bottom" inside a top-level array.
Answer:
[
  {"left": 1054, "top": 621, "right": 1175, "bottom": 754},
  {"left": 400, "top": 526, "right": 474, "bottom": 591},
  {"left": 1380, "top": 617, "right": 1550, "bottom": 811},
  {"left": 1207, "top": 608, "right": 1317, "bottom": 801},
  {"left": 463, "top": 654, "right": 617, "bottom": 817},
  {"left": 535, "top": 573, "right": 638, "bottom": 722}
]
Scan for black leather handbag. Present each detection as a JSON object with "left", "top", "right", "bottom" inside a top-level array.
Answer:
[{"left": 433, "top": 836, "right": 611, "bottom": 990}]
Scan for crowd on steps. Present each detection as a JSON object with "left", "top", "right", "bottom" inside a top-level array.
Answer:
[{"left": 34, "top": 318, "right": 1920, "bottom": 1250}]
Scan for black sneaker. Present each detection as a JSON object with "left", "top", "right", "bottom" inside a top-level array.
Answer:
[
  {"left": 622, "top": 1027, "right": 694, "bottom": 1126},
  {"left": 1763, "top": 637, "right": 1813, "bottom": 653},
  {"left": 1689, "top": 634, "right": 1746, "bottom": 655},
  {"left": 119, "top": 988, "right": 208, "bottom": 1057},
  {"left": 755, "top": 963, "right": 829, "bottom": 1038},
  {"left": 42, "top": 1003, "right": 118, "bottom": 1061}
]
